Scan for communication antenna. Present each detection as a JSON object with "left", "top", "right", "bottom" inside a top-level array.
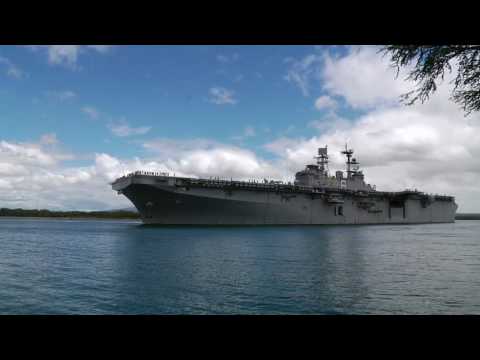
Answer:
[
  {"left": 314, "top": 145, "right": 329, "bottom": 175},
  {"left": 341, "top": 143, "right": 355, "bottom": 179}
]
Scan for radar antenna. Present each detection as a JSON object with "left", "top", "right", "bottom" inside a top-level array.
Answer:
[
  {"left": 341, "top": 143, "right": 355, "bottom": 179},
  {"left": 314, "top": 146, "right": 329, "bottom": 175},
  {"left": 351, "top": 157, "right": 360, "bottom": 172}
]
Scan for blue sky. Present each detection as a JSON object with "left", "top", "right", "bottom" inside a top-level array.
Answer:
[
  {"left": 1, "top": 45, "right": 478, "bottom": 211},
  {"left": 0, "top": 45, "right": 351, "bottom": 162}
]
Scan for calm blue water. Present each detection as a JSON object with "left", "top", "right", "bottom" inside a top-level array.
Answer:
[{"left": 0, "top": 218, "right": 479, "bottom": 314}]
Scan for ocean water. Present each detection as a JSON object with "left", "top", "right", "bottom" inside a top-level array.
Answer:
[{"left": 0, "top": 217, "right": 479, "bottom": 314}]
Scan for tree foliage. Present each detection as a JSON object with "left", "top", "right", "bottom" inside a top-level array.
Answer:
[
  {"left": 0, "top": 208, "right": 140, "bottom": 219},
  {"left": 381, "top": 45, "right": 480, "bottom": 115}
]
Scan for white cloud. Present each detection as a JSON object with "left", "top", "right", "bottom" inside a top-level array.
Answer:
[
  {"left": 48, "top": 45, "right": 80, "bottom": 66},
  {"left": 314, "top": 95, "right": 337, "bottom": 110},
  {"left": 231, "top": 126, "right": 256, "bottom": 142},
  {"left": 208, "top": 87, "right": 237, "bottom": 105},
  {"left": 46, "top": 90, "right": 77, "bottom": 102},
  {"left": 266, "top": 49, "right": 480, "bottom": 212},
  {"left": 308, "top": 111, "right": 351, "bottom": 133},
  {"left": 244, "top": 125, "right": 256, "bottom": 138},
  {"left": 265, "top": 100, "right": 480, "bottom": 213},
  {"left": 82, "top": 106, "right": 100, "bottom": 119},
  {"left": 143, "top": 138, "right": 221, "bottom": 158},
  {"left": 2, "top": 101, "right": 479, "bottom": 212},
  {"left": 0, "top": 136, "right": 280, "bottom": 210},
  {"left": 108, "top": 120, "right": 151, "bottom": 137},
  {"left": 322, "top": 46, "right": 415, "bottom": 109},
  {"left": 217, "top": 53, "right": 239, "bottom": 63},
  {"left": 0, "top": 140, "right": 59, "bottom": 166},
  {"left": 177, "top": 148, "right": 274, "bottom": 179},
  {"left": 284, "top": 54, "right": 322, "bottom": 96},
  {"left": 233, "top": 74, "right": 244, "bottom": 83},
  {"left": 0, "top": 136, "right": 128, "bottom": 210},
  {"left": 7, "top": 66, "right": 24, "bottom": 79},
  {"left": 143, "top": 138, "right": 281, "bottom": 180},
  {"left": 2, "top": 45, "right": 479, "bottom": 213},
  {"left": 0, "top": 56, "right": 25, "bottom": 79},
  {"left": 86, "top": 45, "right": 112, "bottom": 53},
  {"left": 0, "top": 178, "right": 13, "bottom": 189},
  {"left": 0, "top": 136, "right": 89, "bottom": 208},
  {"left": 0, "top": 162, "right": 29, "bottom": 177},
  {"left": 285, "top": 46, "right": 414, "bottom": 107},
  {"left": 26, "top": 45, "right": 112, "bottom": 68},
  {"left": 40, "top": 133, "right": 58, "bottom": 145}
]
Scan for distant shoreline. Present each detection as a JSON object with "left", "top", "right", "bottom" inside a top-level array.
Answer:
[
  {"left": 0, "top": 216, "right": 141, "bottom": 222},
  {"left": 0, "top": 208, "right": 140, "bottom": 220}
]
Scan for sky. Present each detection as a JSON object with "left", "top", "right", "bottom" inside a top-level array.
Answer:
[{"left": 1, "top": 45, "right": 479, "bottom": 212}]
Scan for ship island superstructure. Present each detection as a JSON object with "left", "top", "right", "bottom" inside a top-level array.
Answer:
[{"left": 111, "top": 146, "right": 457, "bottom": 225}]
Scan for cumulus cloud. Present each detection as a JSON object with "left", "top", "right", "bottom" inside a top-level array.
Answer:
[
  {"left": 0, "top": 56, "right": 25, "bottom": 79},
  {"left": 244, "top": 48, "right": 480, "bottom": 211},
  {"left": 0, "top": 140, "right": 61, "bottom": 166},
  {"left": 2, "top": 45, "right": 479, "bottom": 213},
  {"left": 46, "top": 90, "right": 77, "bottom": 102},
  {"left": 269, "top": 47, "right": 480, "bottom": 212},
  {"left": 284, "top": 54, "right": 322, "bottom": 96},
  {"left": 86, "top": 45, "right": 112, "bottom": 53},
  {"left": 244, "top": 125, "right": 256, "bottom": 138},
  {"left": 208, "top": 87, "right": 237, "bottom": 105},
  {"left": 3, "top": 103, "right": 479, "bottom": 212},
  {"left": 108, "top": 120, "right": 151, "bottom": 137},
  {"left": 0, "top": 162, "right": 29, "bottom": 177},
  {"left": 40, "top": 133, "right": 58, "bottom": 145},
  {"left": 26, "top": 45, "right": 112, "bottom": 68},
  {"left": 0, "top": 137, "right": 104, "bottom": 210},
  {"left": 82, "top": 106, "right": 100, "bottom": 119},
  {"left": 0, "top": 134, "right": 284, "bottom": 211},
  {"left": 143, "top": 138, "right": 220, "bottom": 158},
  {"left": 176, "top": 148, "right": 275, "bottom": 179},
  {"left": 216, "top": 53, "right": 239, "bottom": 63},
  {"left": 231, "top": 126, "right": 257, "bottom": 142},
  {"left": 285, "top": 46, "right": 413, "bottom": 107},
  {"left": 143, "top": 138, "right": 281, "bottom": 180},
  {"left": 265, "top": 101, "right": 480, "bottom": 213},
  {"left": 47, "top": 46, "right": 81, "bottom": 66},
  {"left": 0, "top": 135, "right": 132, "bottom": 210},
  {"left": 321, "top": 46, "right": 415, "bottom": 109},
  {"left": 314, "top": 95, "right": 337, "bottom": 110}
]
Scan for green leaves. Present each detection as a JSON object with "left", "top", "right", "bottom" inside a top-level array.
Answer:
[{"left": 381, "top": 45, "right": 480, "bottom": 115}]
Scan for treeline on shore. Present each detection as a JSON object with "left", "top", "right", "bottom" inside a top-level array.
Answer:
[{"left": 0, "top": 208, "right": 140, "bottom": 219}]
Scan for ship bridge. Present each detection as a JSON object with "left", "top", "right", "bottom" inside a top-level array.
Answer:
[{"left": 294, "top": 145, "right": 375, "bottom": 192}]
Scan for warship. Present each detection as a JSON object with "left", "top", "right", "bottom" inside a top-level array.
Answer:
[{"left": 111, "top": 146, "right": 457, "bottom": 225}]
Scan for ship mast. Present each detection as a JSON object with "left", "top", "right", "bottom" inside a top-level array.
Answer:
[
  {"left": 341, "top": 144, "right": 355, "bottom": 179},
  {"left": 314, "top": 146, "right": 329, "bottom": 175}
]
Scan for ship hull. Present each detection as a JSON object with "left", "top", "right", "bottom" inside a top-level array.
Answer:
[{"left": 113, "top": 176, "right": 457, "bottom": 225}]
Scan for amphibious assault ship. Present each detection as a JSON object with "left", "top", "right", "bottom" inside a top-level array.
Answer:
[{"left": 111, "top": 146, "right": 457, "bottom": 225}]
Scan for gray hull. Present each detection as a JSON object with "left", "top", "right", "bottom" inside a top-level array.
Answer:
[{"left": 113, "top": 175, "right": 457, "bottom": 225}]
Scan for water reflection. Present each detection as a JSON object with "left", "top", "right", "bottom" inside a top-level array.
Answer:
[{"left": 110, "top": 225, "right": 374, "bottom": 314}]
